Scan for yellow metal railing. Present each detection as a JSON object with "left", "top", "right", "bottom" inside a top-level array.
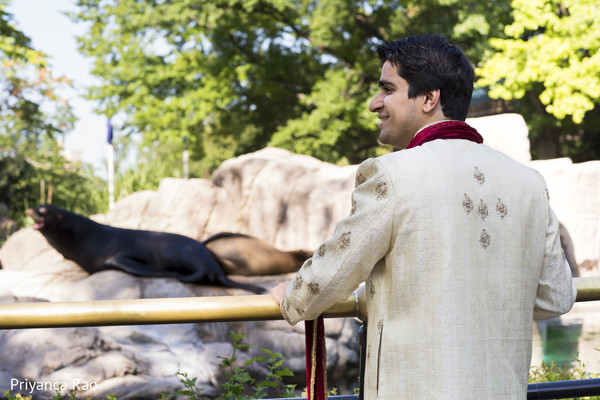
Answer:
[
  {"left": 0, "top": 277, "right": 597, "bottom": 329},
  {"left": 572, "top": 276, "right": 600, "bottom": 302},
  {"left": 0, "top": 286, "right": 367, "bottom": 329}
]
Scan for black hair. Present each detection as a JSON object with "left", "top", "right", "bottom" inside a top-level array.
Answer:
[{"left": 375, "top": 34, "right": 474, "bottom": 121}]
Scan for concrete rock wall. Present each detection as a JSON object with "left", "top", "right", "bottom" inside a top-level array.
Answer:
[
  {"left": 531, "top": 158, "right": 600, "bottom": 275},
  {"left": 0, "top": 147, "right": 362, "bottom": 400}
]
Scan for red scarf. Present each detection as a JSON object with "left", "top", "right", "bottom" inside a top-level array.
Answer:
[
  {"left": 305, "top": 315, "right": 327, "bottom": 400},
  {"left": 406, "top": 120, "right": 483, "bottom": 149}
]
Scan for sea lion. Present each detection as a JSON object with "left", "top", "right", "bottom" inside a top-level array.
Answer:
[
  {"left": 27, "top": 204, "right": 263, "bottom": 293},
  {"left": 559, "top": 222, "right": 579, "bottom": 277},
  {"left": 203, "top": 232, "right": 313, "bottom": 276}
]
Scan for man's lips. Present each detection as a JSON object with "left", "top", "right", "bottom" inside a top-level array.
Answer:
[{"left": 378, "top": 115, "right": 389, "bottom": 128}]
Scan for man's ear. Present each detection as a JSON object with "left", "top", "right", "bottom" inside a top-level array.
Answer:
[{"left": 422, "top": 89, "right": 441, "bottom": 113}]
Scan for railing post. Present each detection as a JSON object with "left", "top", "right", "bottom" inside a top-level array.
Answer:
[{"left": 358, "top": 322, "right": 367, "bottom": 400}]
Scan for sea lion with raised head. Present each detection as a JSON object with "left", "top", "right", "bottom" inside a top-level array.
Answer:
[
  {"left": 27, "top": 204, "right": 263, "bottom": 293},
  {"left": 203, "top": 232, "right": 313, "bottom": 275}
]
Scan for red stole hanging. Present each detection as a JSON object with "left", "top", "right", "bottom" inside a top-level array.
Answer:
[
  {"left": 406, "top": 120, "right": 483, "bottom": 149},
  {"left": 305, "top": 315, "right": 327, "bottom": 400}
]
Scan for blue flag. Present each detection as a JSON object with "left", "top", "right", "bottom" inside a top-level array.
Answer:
[{"left": 107, "top": 118, "right": 113, "bottom": 144}]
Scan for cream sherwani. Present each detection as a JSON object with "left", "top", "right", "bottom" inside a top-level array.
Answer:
[{"left": 281, "top": 138, "right": 576, "bottom": 399}]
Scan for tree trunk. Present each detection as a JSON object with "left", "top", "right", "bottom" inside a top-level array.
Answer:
[{"left": 535, "top": 125, "right": 560, "bottom": 159}]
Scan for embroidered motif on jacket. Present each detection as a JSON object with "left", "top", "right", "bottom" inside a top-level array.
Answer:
[
  {"left": 496, "top": 198, "right": 508, "bottom": 219},
  {"left": 338, "top": 231, "right": 352, "bottom": 250},
  {"left": 478, "top": 200, "right": 488, "bottom": 220},
  {"left": 473, "top": 167, "right": 485, "bottom": 184},
  {"left": 308, "top": 281, "right": 320, "bottom": 296},
  {"left": 480, "top": 229, "right": 491, "bottom": 248},
  {"left": 282, "top": 298, "right": 290, "bottom": 312},
  {"left": 356, "top": 173, "right": 367, "bottom": 186},
  {"left": 462, "top": 167, "right": 508, "bottom": 249},
  {"left": 351, "top": 200, "right": 357, "bottom": 215},
  {"left": 315, "top": 245, "right": 326, "bottom": 258},
  {"left": 293, "top": 276, "right": 304, "bottom": 290},
  {"left": 463, "top": 194, "right": 474, "bottom": 214},
  {"left": 375, "top": 180, "right": 388, "bottom": 200}
]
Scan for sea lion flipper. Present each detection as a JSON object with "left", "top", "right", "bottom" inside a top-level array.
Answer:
[
  {"left": 175, "top": 247, "right": 223, "bottom": 283},
  {"left": 176, "top": 247, "right": 265, "bottom": 294},
  {"left": 202, "top": 232, "right": 250, "bottom": 245},
  {"left": 103, "top": 256, "right": 175, "bottom": 278},
  {"left": 216, "top": 275, "right": 265, "bottom": 294}
]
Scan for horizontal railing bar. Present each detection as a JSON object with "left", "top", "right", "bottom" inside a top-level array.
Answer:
[
  {"left": 0, "top": 277, "right": 595, "bottom": 330},
  {"left": 267, "top": 378, "right": 600, "bottom": 400},
  {"left": 574, "top": 276, "right": 600, "bottom": 302},
  {"left": 527, "top": 378, "right": 600, "bottom": 399},
  {"left": 269, "top": 397, "right": 357, "bottom": 400},
  {"left": 0, "top": 291, "right": 365, "bottom": 329}
]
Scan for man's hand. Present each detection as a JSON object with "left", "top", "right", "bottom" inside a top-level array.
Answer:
[{"left": 270, "top": 280, "right": 291, "bottom": 305}]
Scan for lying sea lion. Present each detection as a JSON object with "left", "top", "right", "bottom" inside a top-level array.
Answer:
[
  {"left": 27, "top": 204, "right": 263, "bottom": 293},
  {"left": 203, "top": 232, "right": 313, "bottom": 275}
]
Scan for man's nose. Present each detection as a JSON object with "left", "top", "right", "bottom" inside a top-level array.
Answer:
[{"left": 369, "top": 91, "right": 383, "bottom": 113}]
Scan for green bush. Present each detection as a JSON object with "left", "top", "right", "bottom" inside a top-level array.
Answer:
[
  {"left": 529, "top": 355, "right": 600, "bottom": 400},
  {"left": 215, "top": 331, "right": 296, "bottom": 400}
]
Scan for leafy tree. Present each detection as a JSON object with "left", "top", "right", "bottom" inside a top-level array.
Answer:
[
  {"left": 477, "top": 0, "right": 600, "bottom": 160},
  {"left": 70, "top": 0, "right": 512, "bottom": 174},
  {"left": 110, "top": 133, "right": 194, "bottom": 202},
  {"left": 0, "top": 0, "right": 106, "bottom": 226}
]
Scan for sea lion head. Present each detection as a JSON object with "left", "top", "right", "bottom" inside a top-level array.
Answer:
[{"left": 27, "top": 204, "right": 61, "bottom": 231}]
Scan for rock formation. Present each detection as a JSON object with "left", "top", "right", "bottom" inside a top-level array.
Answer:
[{"left": 0, "top": 147, "right": 361, "bottom": 400}]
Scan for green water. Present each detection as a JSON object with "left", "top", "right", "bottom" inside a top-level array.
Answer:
[{"left": 537, "top": 318, "right": 583, "bottom": 368}]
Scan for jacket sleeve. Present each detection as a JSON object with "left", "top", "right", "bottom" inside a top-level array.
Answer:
[
  {"left": 533, "top": 199, "right": 577, "bottom": 320},
  {"left": 281, "top": 158, "right": 394, "bottom": 325}
]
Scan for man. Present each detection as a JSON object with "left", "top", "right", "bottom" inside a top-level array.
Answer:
[{"left": 271, "top": 34, "right": 576, "bottom": 399}]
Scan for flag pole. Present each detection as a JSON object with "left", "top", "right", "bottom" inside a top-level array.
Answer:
[
  {"left": 182, "top": 136, "right": 189, "bottom": 179},
  {"left": 107, "top": 118, "right": 115, "bottom": 210}
]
